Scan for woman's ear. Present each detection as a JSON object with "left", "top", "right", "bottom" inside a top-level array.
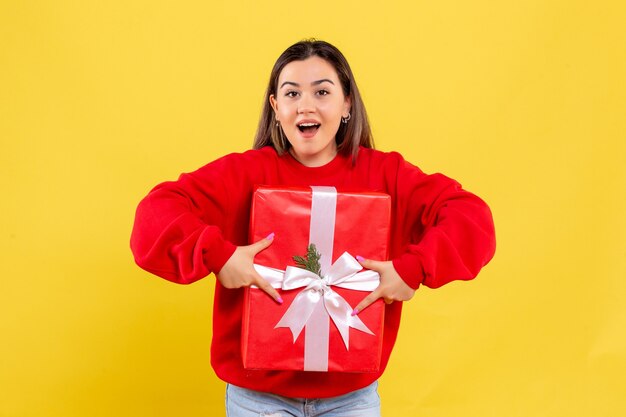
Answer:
[
  {"left": 269, "top": 94, "right": 278, "bottom": 115},
  {"left": 343, "top": 95, "right": 352, "bottom": 117}
]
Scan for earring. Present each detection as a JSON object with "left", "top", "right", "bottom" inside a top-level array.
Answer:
[
  {"left": 341, "top": 113, "right": 351, "bottom": 124},
  {"left": 279, "top": 126, "right": 288, "bottom": 148},
  {"left": 274, "top": 122, "right": 287, "bottom": 148}
]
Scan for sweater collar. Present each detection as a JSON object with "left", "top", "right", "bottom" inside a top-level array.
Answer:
[{"left": 280, "top": 148, "right": 352, "bottom": 180}]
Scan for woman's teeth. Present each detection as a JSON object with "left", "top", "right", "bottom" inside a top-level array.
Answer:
[{"left": 298, "top": 123, "right": 320, "bottom": 132}]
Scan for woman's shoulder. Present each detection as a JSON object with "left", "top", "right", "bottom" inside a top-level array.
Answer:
[
  {"left": 359, "top": 146, "right": 403, "bottom": 159},
  {"left": 357, "top": 147, "right": 415, "bottom": 170},
  {"left": 194, "top": 146, "right": 279, "bottom": 171},
  {"left": 214, "top": 146, "right": 277, "bottom": 163}
]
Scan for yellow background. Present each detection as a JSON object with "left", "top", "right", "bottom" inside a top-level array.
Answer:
[{"left": 1, "top": 1, "right": 624, "bottom": 416}]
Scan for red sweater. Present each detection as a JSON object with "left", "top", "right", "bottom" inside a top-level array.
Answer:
[{"left": 130, "top": 146, "right": 496, "bottom": 398}]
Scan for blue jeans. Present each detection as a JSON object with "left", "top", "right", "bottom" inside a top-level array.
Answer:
[{"left": 225, "top": 381, "right": 381, "bottom": 417}]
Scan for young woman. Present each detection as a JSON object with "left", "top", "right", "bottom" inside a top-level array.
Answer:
[{"left": 131, "top": 39, "right": 496, "bottom": 417}]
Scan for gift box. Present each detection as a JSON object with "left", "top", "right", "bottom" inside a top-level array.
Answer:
[{"left": 242, "top": 186, "right": 391, "bottom": 372}]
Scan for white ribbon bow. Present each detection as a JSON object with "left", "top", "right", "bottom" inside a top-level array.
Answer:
[{"left": 253, "top": 252, "right": 379, "bottom": 350}]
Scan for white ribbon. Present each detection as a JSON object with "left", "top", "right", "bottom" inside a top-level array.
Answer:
[{"left": 253, "top": 252, "right": 379, "bottom": 350}]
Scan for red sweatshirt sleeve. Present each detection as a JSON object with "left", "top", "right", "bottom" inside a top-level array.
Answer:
[
  {"left": 390, "top": 156, "right": 496, "bottom": 289},
  {"left": 130, "top": 159, "right": 238, "bottom": 285}
]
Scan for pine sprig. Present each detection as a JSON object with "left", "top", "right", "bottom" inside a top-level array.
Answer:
[{"left": 293, "top": 244, "right": 322, "bottom": 276}]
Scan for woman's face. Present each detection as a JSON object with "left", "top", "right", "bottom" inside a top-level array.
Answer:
[{"left": 270, "top": 56, "right": 351, "bottom": 167}]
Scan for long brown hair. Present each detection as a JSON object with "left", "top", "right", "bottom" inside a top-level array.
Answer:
[{"left": 253, "top": 39, "right": 374, "bottom": 162}]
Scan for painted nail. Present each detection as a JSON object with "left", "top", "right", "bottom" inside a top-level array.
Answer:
[
  {"left": 351, "top": 308, "right": 359, "bottom": 316},
  {"left": 266, "top": 232, "right": 275, "bottom": 240},
  {"left": 277, "top": 296, "right": 284, "bottom": 304},
  {"left": 356, "top": 255, "right": 365, "bottom": 263}
]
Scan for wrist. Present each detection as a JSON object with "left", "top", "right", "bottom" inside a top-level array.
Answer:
[
  {"left": 205, "top": 237, "right": 237, "bottom": 275},
  {"left": 392, "top": 252, "right": 424, "bottom": 290}
]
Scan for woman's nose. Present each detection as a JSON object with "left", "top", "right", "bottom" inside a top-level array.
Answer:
[{"left": 297, "top": 93, "right": 315, "bottom": 114}]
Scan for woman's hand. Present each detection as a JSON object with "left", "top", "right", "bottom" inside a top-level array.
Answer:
[
  {"left": 352, "top": 257, "right": 415, "bottom": 315},
  {"left": 216, "top": 233, "right": 283, "bottom": 304}
]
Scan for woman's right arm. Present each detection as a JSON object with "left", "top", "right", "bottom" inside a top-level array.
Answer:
[
  {"left": 130, "top": 155, "right": 282, "bottom": 300},
  {"left": 130, "top": 166, "right": 237, "bottom": 284}
]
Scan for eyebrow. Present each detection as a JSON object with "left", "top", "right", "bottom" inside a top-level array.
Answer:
[{"left": 279, "top": 79, "right": 335, "bottom": 89}]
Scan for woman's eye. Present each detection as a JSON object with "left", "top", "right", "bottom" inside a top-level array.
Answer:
[
  {"left": 317, "top": 90, "right": 329, "bottom": 96},
  {"left": 285, "top": 91, "right": 299, "bottom": 98}
]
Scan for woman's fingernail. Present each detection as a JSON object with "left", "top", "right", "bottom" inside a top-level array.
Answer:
[
  {"left": 266, "top": 232, "right": 275, "bottom": 240},
  {"left": 351, "top": 308, "right": 359, "bottom": 316},
  {"left": 277, "top": 296, "right": 283, "bottom": 304},
  {"left": 356, "top": 255, "right": 365, "bottom": 263}
]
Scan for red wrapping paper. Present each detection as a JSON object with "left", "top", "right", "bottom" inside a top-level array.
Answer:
[{"left": 242, "top": 186, "right": 391, "bottom": 372}]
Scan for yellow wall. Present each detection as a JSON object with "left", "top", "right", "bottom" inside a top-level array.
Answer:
[{"left": 1, "top": 1, "right": 624, "bottom": 416}]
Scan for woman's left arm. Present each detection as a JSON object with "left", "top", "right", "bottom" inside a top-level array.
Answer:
[
  {"left": 353, "top": 156, "right": 496, "bottom": 313},
  {"left": 393, "top": 169, "right": 496, "bottom": 290}
]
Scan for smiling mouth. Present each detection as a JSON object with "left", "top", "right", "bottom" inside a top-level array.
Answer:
[{"left": 297, "top": 123, "right": 321, "bottom": 134}]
